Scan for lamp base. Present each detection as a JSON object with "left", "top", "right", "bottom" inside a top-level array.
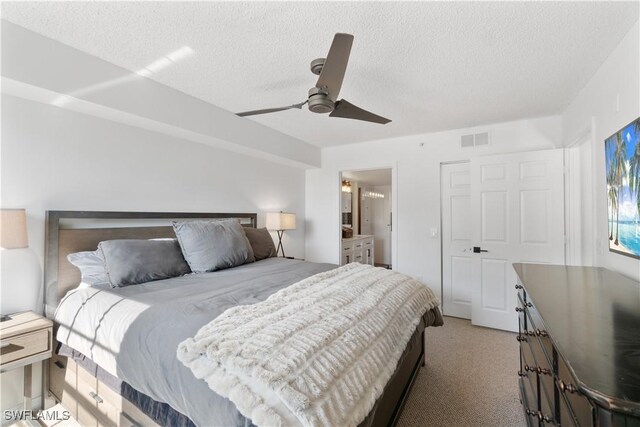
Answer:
[{"left": 275, "top": 230, "right": 286, "bottom": 258}]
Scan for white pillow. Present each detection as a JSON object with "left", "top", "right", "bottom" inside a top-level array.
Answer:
[{"left": 67, "top": 250, "right": 110, "bottom": 287}]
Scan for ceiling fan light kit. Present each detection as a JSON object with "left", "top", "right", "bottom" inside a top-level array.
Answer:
[{"left": 237, "top": 33, "right": 391, "bottom": 124}]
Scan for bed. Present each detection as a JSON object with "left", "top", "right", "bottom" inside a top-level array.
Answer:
[{"left": 44, "top": 210, "right": 443, "bottom": 427}]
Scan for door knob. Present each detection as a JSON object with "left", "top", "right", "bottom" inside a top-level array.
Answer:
[{"left": 473, "top": 247, "right": 488, "bottom": 253}]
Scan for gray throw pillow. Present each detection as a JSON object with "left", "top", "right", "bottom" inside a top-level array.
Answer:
[
  {"left": 173, "top": 219, "right": 255, "bottom": 273},
  {"left": 98, "top": 239, "right": 191, "bottom": 287},
  {"left": 67, "top": 250, "right": 111, "bottom": 288},
  {"left": 243, "top": 227, "right": 277, "bottom": 261}
]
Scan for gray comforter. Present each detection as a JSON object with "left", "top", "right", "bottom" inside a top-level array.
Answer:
[{"left": 54, "top": 258, "right": 335, "bottom": 426}]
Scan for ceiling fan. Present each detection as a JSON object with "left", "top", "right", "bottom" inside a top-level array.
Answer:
[{"left": 236, "top": 33, "right": 391, "bottom": 125}]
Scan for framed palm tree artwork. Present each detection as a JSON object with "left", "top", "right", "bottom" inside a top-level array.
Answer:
[{"left": 605, "top": 116, "right": 640, "bottom": 259}]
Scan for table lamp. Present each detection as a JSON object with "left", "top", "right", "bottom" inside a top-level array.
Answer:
[
  {"left": 265, "top": 212, "right": 296, "bottom": 258},
  {"left": 0, "top": 209, "right": 41, "bottom": 319}
]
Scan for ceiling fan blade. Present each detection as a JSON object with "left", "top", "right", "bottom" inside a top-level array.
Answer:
[
  {"left": 315, "top": 33, "right": 354, "bottom": 101},
  {"left": 330, "top": 100, "right": 391, "bottom": 124},
  {"left": 236, "top": 101, "right": 307, "bottom": 117}
]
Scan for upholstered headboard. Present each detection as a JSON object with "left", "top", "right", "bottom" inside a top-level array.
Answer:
[{"left": 44, "top": 210, "right": 257, "bottom": 318}]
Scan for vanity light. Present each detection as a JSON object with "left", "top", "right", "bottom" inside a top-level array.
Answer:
[
  {"left": 341, "top": 180, "right": 352, "bottom": 193},
  {"left": 363, "top": 191, "right": 384, "bottom": 199}
]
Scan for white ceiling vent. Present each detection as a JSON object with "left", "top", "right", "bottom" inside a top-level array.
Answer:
[
  {"left": 460, "top": 134, "right": 475, "bottom": 148},
  {"left": 460, "top": 132, "right": 490, "bottom": 148}
]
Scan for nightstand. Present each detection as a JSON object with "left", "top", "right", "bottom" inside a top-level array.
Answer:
[{"left": 0, "top": 311, "right": 53, "bottom": 411}]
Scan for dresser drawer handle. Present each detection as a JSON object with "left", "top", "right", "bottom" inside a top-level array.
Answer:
[
  {"left": 515, "top": 307, "right": 524, "bottom": 312},
  {"left": 526, "top": 302, "right": 533, "bottom": 308},
  {"left": 524, "top": 364, "right": 536, "bottom": 372},
  {"left": 516, "top": 335, "right": 527, "bottom": 342},
  {"left": 517, "top": 370, "right": 527, "bottom": 377},
  {"left": 558, "top": 380, "right": 577, "bottom": 394},
  {"left": 89, "top": 391, "right": 103, "bottom": 404},
  {"left": 526, "top": 330, "right": 536, "bottom": 337},
  {"left": 537, "top": 367, "right": 551, "bottom": 376},
  {"left": 515, "top": 284, "right": 523, "bottom": 290},
  {"left": 525, "top": 409, "right": 538, "bottom": 417},
  {"left": 538, "top": 412, "right": 554, "bottom": 423},
  {"left": 536, "top": 329, "right": 548, "bottom": 337}
]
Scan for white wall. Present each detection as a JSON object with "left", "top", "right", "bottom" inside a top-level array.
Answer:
[
  {"left": 305, "top": 115, "right": 562, "bottom": 300},
  {"left": 2, "top": 95, "right": 307, "bottom": 263},
  {"left": 0, "top": 94, "right": 307, "bottom": 413},
  {"left": 562, "top": 20, "right": 640, "bottom": 279}
]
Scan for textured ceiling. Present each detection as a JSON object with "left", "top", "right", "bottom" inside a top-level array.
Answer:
[{"left": 2, "top": 2, "right": 638, "bottom": 147}]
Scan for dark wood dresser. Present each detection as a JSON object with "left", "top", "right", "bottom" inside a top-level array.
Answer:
[{"left": 513, "top": 263, "right": 640, "bottom": 427}]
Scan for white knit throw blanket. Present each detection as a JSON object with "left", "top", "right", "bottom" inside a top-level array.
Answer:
[{"left": 177, "top": 263, "right": 440, "bottom": 427}]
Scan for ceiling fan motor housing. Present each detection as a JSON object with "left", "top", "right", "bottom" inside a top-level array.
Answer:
[{"left": 308, "top": 87, "right": 334, "bottom": 114}]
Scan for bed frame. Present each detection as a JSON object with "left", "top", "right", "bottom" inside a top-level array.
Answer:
[
  {"left": 44, "top": 210, "right": 257, "bottom": 318},
  {"left": 44, "top": 210, "right": 427, "bottom": 427}
]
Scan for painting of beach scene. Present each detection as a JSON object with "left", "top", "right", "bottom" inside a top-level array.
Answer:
[{"left": 605, "top": 117, "right": 640, "bottom": 260}]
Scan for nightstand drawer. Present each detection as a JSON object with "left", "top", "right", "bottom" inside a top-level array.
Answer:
[{"left": 1, "top": 328, "right": 50, "bottom": 365}]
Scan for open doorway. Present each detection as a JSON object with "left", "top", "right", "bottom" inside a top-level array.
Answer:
[{"left": 340, "top": 169, "right": 392, "bottom": 268}]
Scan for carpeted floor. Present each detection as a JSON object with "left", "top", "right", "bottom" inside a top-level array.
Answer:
[{"left": 397, "top": 316, "right": 527, "bottom": 427}]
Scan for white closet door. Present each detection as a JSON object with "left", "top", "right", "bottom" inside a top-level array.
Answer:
[
  {"left": 441, "top": 162, "right": 473, "bottom": 319},
  {"left": 372, "top": 185, "right": 392, "bottom": 265},
  {"left": 470, "top": 149, "right": 565, "bottom": 331}
]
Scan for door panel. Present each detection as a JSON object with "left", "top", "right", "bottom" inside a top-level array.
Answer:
[
  {"left": 471, "top": 149, "right": 564, "bottom": 331},
  {"left": 520, "top": 160, "right": 548, "bottom": 179},
  {"left": 481, "top": 191, "right": 508, "bottom": 241},
  {"left": 520, "top": 190, "right": 548, "bottom": 243},
  {"left": 481, "top": 164, "right": 507, "bottom": 181},
  {"left": 441, "top": 162, "right": 472, "bottom": 319},
  {"left": 480, "top": 258, "right": 508, "bottom": 311},
  {"left": 451, "top": 196, "right": 471, "bottom": 240},
  {"left": 451, "top": 256, "right": 472, "bottom": 305}
]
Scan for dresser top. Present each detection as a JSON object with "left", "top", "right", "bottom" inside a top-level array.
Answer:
[{"left": 513, "top": 263, "right": 640, "bottom": 414}]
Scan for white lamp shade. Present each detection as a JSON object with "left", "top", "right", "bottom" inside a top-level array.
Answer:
[
  {"left": 265, "top": 212, "right": 296, "bottom": 231},
  {"left": 0, "top": 209, "right": 28, "bottom": 249},
  {"left": 1, "top": 248, "right": 42, "bottom": 315},
  {"left": 0, "top": 209, "right": 42, "bottom": 315}
]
